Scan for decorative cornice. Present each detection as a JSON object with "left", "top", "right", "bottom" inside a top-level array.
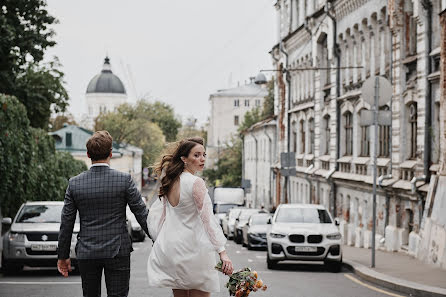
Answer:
[{"left": 334, "top": 0, "right": 372, "bottom": 20}]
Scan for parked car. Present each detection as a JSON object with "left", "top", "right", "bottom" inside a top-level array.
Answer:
[
  {"left": 234, "top": 209, "right": 261, "bottom": 244},
  {"left": 214, "top": 203, "right": 238, "bottom": 227},
  {"left": 213, "top": 187, "right": 245, "bottom": 226},
  {"left": 1, "top": 201, "right": 80, "bottom": 274},
  {"left": 242, "top": 213, "right": 271, "bottom": 249},
  {"left": 222, "top": 207, "right": 246, "bottom": 239},
  {"left": 266, "top": 204, "right": 342, "bottom": 271},
  {"left": 126, "top": 206, "right": 145, "bottom": 242}
]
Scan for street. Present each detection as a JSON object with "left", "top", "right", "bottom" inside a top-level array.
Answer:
[{"left": 0, "top": 239, "right": 406, "bottom": 297}]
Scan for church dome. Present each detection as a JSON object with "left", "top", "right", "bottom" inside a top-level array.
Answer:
[{"left": 86, "top": 57, "right": 126, "bottom": 94}]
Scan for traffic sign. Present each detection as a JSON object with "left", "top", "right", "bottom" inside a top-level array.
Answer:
[{"left": 362, "top": 76, "right": 392, "bottom": 107}]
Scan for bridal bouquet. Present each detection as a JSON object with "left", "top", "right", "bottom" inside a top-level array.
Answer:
[{"left": 215, "top": 261, "right": 268, "bottom": 297}]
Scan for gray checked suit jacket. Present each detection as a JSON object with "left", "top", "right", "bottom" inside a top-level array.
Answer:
[{"left": 58, "top": 166, "right": 150, "bottom": 260}]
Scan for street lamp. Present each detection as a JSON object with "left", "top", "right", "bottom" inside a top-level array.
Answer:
[{"left": 254, "top": 72, "right": 267, "bottom": 85}]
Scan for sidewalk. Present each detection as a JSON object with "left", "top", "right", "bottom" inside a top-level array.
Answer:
[{"left": 343, "top": 245, "right": 446, "bottom": 297}]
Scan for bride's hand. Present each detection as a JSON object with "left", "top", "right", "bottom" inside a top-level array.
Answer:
[{"left": 219, "top": 251, "right": 233, "bottom": 275}]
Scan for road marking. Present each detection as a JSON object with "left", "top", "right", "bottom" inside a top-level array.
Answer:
[
  {"left": 236, "top": 251, "right": 241, "bottom": 254},
  {"left": 0, "top": 281, "right": 81, "bottom": 285},
  {"left": 256, "top": 255, "right": 266, "bottom": 259},
  {"left": 344, "top": 274, "right": 406, "bottom": 297},
  {"left": 247, "top": 259, "right": 253, "bottom": 263}
]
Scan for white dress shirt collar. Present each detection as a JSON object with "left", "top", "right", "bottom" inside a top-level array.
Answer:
[{"left": 90, "top": 163, "right": 110, "bottom": 168}]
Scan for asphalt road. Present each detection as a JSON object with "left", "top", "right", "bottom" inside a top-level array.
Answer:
[{"left": 0, "top": 239, "right": 408, "bottom": 297}]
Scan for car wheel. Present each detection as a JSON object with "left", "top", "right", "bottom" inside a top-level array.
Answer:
[
  {"left": 266, "top": 252, "right": 277, "bottom": 270},
  {"left": 324, "top": 259, "right": 342, "bottom": 273},
  {"left": 247, "top": 242, "right": 252, "bottom": 250}
]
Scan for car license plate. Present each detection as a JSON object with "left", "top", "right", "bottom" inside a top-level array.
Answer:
[
  {"left": 31, "top": 244, "right": 57, "bottom": 251},
  {"left": 295, "top": 246, "right": 317, "bottom": 252}
]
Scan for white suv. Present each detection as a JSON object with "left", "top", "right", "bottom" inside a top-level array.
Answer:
[{"left": 266, "top": 204, "right": 342, "bottom": 271}]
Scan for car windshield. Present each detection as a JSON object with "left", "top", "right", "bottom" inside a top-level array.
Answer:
[
  {"left": 16, "top": 205, "right": 79, "bottom": 223},
  {"left": 229, "top": 209, "right": 242, "bottom": 219},
  {"left": 240, "top": 210, "right": 258, "bottom": 220},
  {"left": 275, "top": 208, "right": 332, "bottom": 224},
  {"left": 251, "top": 215, "right": 270, "bottom": 225},
  {"left": 216, "top": 204, "right": 237, "bottom": 214}
]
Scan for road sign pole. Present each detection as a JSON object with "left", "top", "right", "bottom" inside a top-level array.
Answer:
[{"left": 371, "top": 77, "right": 379, "bottom": 268}]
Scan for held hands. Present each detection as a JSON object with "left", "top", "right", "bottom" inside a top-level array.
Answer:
[
  {"left": 218, "top": 250, "right": 233, "bottom": 275},
  {"left": 57, "top": 259, "right": 72, "bottom": 277}
]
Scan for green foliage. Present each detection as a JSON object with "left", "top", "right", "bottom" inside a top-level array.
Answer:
[
  {"left": 0, "top": 94, "right": 87, "bottom": 217},
  {"left": 261, "top": 78, "right": 275, "bottom": 119},
  {"left": 237, "top": 107, "right": 263, "bottom": 133},
  {"left": 203, "top": 137, "right": 242, "bottom": 187},
  {"left": 176, "top": 117, "right": 206, "bottom": 141},
  {"left": 0, "top": 1, "right": 68, "bottom": 129},
  {"left": 49, "top": 113, "right": 77, "bottom": 132},
  {"left": 133, "top": 100, "right": 182, "bottom": 142},
  {"left": 95, "top": 103, "right": 165, "bottom": 168}
]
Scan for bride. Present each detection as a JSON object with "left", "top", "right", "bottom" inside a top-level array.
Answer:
[{"left": 147, "top": 137, "right": 233, "bottom": 297}]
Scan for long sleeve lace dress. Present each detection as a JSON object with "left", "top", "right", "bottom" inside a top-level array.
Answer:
[{"left": 147, "top": 172, "right": 226, "bottom": 292}]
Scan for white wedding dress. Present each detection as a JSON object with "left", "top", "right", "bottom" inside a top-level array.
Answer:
[{"left": 147, "top": 172, "right": 226, "bottom": 292}]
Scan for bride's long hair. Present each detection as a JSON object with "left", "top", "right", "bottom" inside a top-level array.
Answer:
[{"left": 154, "top": 137, "right": 204, "bottom": 198}]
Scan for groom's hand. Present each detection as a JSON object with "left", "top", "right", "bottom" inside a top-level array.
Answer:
[{"left": 57, "top": 259, "right": 72, "bottom": 277}]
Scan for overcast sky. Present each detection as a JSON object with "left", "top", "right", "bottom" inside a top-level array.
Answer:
[{"left": 45, "top": 0, "right": 277, "bottom": 125}]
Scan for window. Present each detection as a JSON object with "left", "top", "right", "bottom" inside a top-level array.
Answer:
[
  {"left": 66, "top": 132, "right": 72, "bottom": 147},
  {"left": 309, "top": 118, "right": 315, "bottom": 154},
  {"left": 234, "top": 115, "right": 239, "bottom": 126},
  {"left": 300, "top": 120, "right": 305, "bottom": 154},
  {"left": 234, "top": 99, "right": 240, "bottom": 107},
  {"left": 255, "top": 99, "right": 261, "bottom": 107},
  {"left": 379, "top": 106, "right": 390, "bottom": 157},
  {"left": 344, "top": 112, "right": 353, "bottom": 156},
  {"left": 324, "top": 116, "right": 330, "bottom": 155},
  {"left": 409, "top": 103, "right": 417, "bottom": 159},
  {"left": 360, "top": 110, "right": 370, "bottom": 156},
  {"left": 244, "top": 99, "right": 250, "bottom": 107},
  {"left": 292, "top": 130, "right": 297, "bottom": 152}
]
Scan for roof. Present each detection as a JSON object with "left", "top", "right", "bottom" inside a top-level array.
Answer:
[
  {"left": 24, "top": 201, "right": 64, "bottom": 205},
  {"left": 278, "top": 203, "right": 327, "bottom": 210},
  {"left": 49, "top": 125, "right": 141, "bottom": 156},
  {"left": 86, "top": 57, "right": 126, "bottom": 94},
  {"left": 210, "top": 82, "right": 268, "bottom": 98}
]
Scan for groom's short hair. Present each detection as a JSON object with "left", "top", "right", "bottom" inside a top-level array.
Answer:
[{"left": 86, "top": 130, "right": 113, "bottom": 161}]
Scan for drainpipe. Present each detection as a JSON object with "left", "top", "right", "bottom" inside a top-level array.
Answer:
[
  {"left": 279, "top": 41, "right": 291, "bottom": 204},
  {"left": 252, "top": 134, "right": 259, "bottom": 208},
  {"left": 326, "top": 1, "right": 339, "bottom": 218},
  {"left": 422, "top": 0, "right": 433, "bottom": 182}
]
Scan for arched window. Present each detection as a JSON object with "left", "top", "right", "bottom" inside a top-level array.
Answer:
[
  {"left": 344, "top": 112, "right": 353, "bottom": 156},
  {"left": 408, "top": 103, "right": 417, "bottom": 159},
  {"left": 324, "top": 116, "right": 331, "bottom": 155},
  {"left": 292, "top": 121, "right": 297, "bottom": 152},
  {"left": 309, "top": 118, "right": 315, "bottom": 154},
  {"left": 300, "top": 120, "right": 305, "bottom": 154},
  {"left": 359, "top": 109, "right": 370, "bottom": 156},
  {"left": 379, "top": 105, "right": 390, "bottom": 157}
]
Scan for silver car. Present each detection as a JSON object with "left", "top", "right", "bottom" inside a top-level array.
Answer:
[
  {"left": 234, "top": 209, "right": 260, "bottom": 244},
  {"left": 222, "top": 207, "right": 246, "bottom": 239},
  {"left": 266, "top": 204, "right": 342, "bottom": 271},
  {"left": 1, "top": 201, "right": 79, "bottom": 274},
  {"left": 242, "top": 213, "right": 271, "bottom": 249}
]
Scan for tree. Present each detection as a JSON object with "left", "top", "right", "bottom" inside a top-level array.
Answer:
[
  {"left": 203, "top": 137, "right": 242, "bottom": 187},
  {"left": 50, "top": 113, "right": 78, "bottom": 131},
  {"left": 261, "top": 78, "right": 275, "bottom": 119},
  {"left": 0, "top": 94, "right": 86, "bottom": 217},
  {"left": 95, "top": 104, "right": 165, "bottom": 168},
  {"left": 133, "top": 100, "right": 182, "bottom": 142},
  {"left": 237, "top": 107, "right": 263, "bottom": 133},
  {"left": 0, "top": 1, "right": 69, "bottom": 129},
  {"left": 176, "top": 117, "right": 206, "bottom": 140}
]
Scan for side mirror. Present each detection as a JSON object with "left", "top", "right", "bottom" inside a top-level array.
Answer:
[
  {"left": 2, "top": 217, "right": 12, "bottom": 225},
  {"left": 267, "top": 217, "right": 272, "bottom": 224},
  {"left": 334, "top": 218, "right": 340, "bottom": 226}
]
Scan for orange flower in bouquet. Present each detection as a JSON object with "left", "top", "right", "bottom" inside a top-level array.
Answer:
[{"left": 215, "top": 261, "right": 267, "bottom": 297}]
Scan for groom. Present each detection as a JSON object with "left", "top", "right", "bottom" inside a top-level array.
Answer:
[{"left": 57, "top": 130, "right": 150, "bottom": 297}]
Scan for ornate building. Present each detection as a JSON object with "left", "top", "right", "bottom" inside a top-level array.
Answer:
[
  {"left": 246, "top": 0, "right": 445, "bottom": 268},
  {"left": 84, "top": 56, "right": 127, "bottom": 129}
]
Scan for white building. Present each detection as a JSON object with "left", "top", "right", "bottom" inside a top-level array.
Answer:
[
  {"left": 250, "top": 0, "right": 446, "bottom": 269},
  {"left": 207, "top": 79, "right": 268, "bottom": 168},
  {"left": 243, "top": 117, "right": 277, "bottom": 210},
  {"left": 84, "top": 56, "right": 127, "bottom": 129}
]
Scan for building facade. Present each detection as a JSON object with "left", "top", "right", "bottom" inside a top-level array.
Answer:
[
  {"left": 249, "top": 0, "right": 446, "bottom": 268},
  {"left": 83, "top": 56, "right": 127, "bottom": 129},
  {"left": 50, "top": 125, "right": 143, "bottom": 191},
  {"left": 243, "top": 117, "right": 277, "bottom": 210},
  {"left": 206, "top": 79, "right": 268, "bottom": 168}
]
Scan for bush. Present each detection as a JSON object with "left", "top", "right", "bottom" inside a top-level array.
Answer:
[{"left": 0, "top": 94, "right": 87, "bottom": 217}]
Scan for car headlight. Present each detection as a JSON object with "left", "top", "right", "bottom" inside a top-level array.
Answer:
[
  {"left": 8, "top": 232, "right": 25, "bottom": 242},
  {"left": 269, "top": 232, "right": 286, "bottom": 238},
  {"left": 71, "top": 233, "right": 78, "bottom": 242},
  {"left": 326, "top": 233, "right": 342, "bottom": 240}
]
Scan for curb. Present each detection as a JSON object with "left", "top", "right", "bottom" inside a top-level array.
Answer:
[{"left": 343, "top": 260, "right": 446, "bottom": 297}]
